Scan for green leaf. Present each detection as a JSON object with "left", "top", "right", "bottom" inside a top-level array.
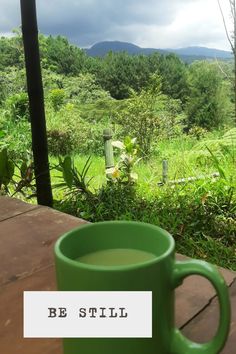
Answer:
[
  {"left": 0, "top": 130, "right": 5, "bottom": 139},
  {"left": 81, "top": 156, "right": 92, "bottom": 180},
  {"left": 0, "top": 149, "right": 7, "bottom": 180},
  {"left": 7, "top": 160, "right": 14, "bottom": 182},
  {"left": 124, "top": 136, "right": 132, "bottom": 146},
  {"left": 0, "top": 148, "right": 14, "bottom": 186},
  {"left": 61, "top": 156, "right": 73, "bottom": 188},
  {"left": 206, "top": 146, "right": 226, "bottom": 180},
  {"left": 20, "top": 161, "right": 28, "bottom": 179}
]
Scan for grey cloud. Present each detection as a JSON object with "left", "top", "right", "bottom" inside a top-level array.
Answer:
[
  {"left": 0, "top": 0, "right": 199, "bottom": 46},
  {"left": 0, "top": 0, "right": 226, "bottom": 49},
  {"left": 0, "top": 0, "right": 21, "bottom": 31},
  {"left": 36, "top": 0, "right": 175, "bottom": 46}
]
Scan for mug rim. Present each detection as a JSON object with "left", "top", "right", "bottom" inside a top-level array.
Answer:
[{"left": 54, "top": 221, "right": 175, "bottom": 272}]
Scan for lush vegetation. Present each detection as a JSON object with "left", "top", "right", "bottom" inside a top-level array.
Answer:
[{"left": 0, "top": 31, "right": 235, "bottom": 270}]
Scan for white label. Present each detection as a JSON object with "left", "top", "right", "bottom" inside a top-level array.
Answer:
[{"left": 24, "top": 291, "right": 152, "bottom": 338}]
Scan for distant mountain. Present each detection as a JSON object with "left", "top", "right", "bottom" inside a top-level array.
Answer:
[
  {"left": 85, "top": 41, "right": 233, "bottom": 62},
  {"left": 166, "top": 46, "right": 232, "bottom": 59},
  {"left": 87, "top": 41, "right": 142, "bottom": 56}
]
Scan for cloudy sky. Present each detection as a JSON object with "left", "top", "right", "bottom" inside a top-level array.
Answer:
[{"left": 0, "top": 0, "right": 233, "bottom": 50}]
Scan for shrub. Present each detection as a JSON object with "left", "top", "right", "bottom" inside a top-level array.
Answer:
[
  {"left": 6, "top": 92, "right": 30, "bottom": 121},
  {"left": 63, "top": 73, "right": 111, "bottom": 104},
  {"left": 49, "top": 88, "right": 65, "bottom": 111},
  {"left": 185, "top": 61, "right": 232, "bottom": 130},
  {"left": 73, "top": 120, "right": 105, "bottom": 155},
  {"left": 46, "top": 103, "right": 108, "bottom": 155},
  {"left": 0, "top": 117, "right": 32, "bottom": 159},
  {"left": 47, "top": 129, "right": 74, "bottom": 156},
  {"left": 114, "top": 74, "right": 163, "bottom": 159},
  {"left": 188, "top": 126, "right": 208, "bottom": 140}
]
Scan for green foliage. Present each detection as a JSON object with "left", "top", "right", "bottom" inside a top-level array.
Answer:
[
  {"left": 0, "top": 145, "right": 35, "bottom": 198},
  {"left": 156, "top": 98, "right": 186, "bottom": 139},
  {"left": 0, "top": 31, "right": 24, "bottom": 70},
  {"left": 54, "top": 155, "right": 94, "bottom": 199},
  {"left": 11, "top": 154, "right": 36, "bottom": 198},
  {"left": 76, "top": 120, "right": 107, "bottom": 155},
  {"left": 49, "top": 88, "right": 65, "bottom": 111},
  {"left": 0, "top": 67, "right": 26, "bottom": 104},
  {"left": 0, "top": 117, "right": 32, "bottom": 159},
  {"left": 1, "top": 30, "right": 236, "bottom": 269},
  {"left": 157, "top": 54, "right": 188, "bottom": 102},
  {"left": 0, "top": 148, "right": 14, "bottom": 192},
  {"left": 43, "top": 35, "right": 86, "bottom": 75},
  {"left": 223, "top": 128, "right": 236, "bottom": 143},
  {"left": 114, "top": 74, "right": 163, "bottom": 158},
  {"left": 205, "top": 146, "right": 227, "bottom": 180},
  {"left": 98, "top": 52, "right": 133, "bottom": 99},
  {"left": 63, "top": 73, "right": 111, "bottom": 104},
  {"left": 44, "top": 73, "right": 115, "bottom": 156},
  {"left": 6, "top": 92, "right": 30, "bottom": 121},
  {"left": 185, "top": 62, "right": 232, "bottom": 130},
  {"left": 188, "top": 126, "right": 208, "bottom": 140},
  {"left": 54, "top": 158, "right": 235, "bottom": 263},
  {"left": 46, "top": 102, "right": 109, "bottom": 155},
  {"left": 47, "top": 129, "right": 74, "bottom": 156},
  {"left": 191, "top": 128, "right": 236, "bottom": 167},
  {"left": 98, "top": 52, "right": 151, "bottom": 99},
  {"left": 53, "top": 136, "right": 141, "bottom": 220},
  {"left": 42, "top": 68, "right": 64, "bottom": 91},
  {"left": 109, "top": 136, "right": 140, "bottom": 184}
]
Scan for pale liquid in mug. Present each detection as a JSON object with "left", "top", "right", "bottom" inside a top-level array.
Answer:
[{"left": 76, "top": 248, "right": 156, "bottom": 266}]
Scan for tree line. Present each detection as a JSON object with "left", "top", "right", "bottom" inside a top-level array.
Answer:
[{"left": 0, "top": 31, "right": 234, "bottom": 131}]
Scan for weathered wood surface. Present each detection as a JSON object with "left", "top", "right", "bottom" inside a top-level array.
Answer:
[{"left": 0, "top": 196, "right": 235, "bottom": 354}]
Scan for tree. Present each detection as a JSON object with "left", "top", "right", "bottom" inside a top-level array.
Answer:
[
  {"left": 0, "top": 30, "right": 24, "bottom": 70},
  {"left": 114, "top": 74, "right": 163, "bottom": 158},
  {"left": 98, "top": 52, "right": 136, "bottom": 99},
  {"left": 218, "top": 0, "right": 236, "bottom": 123},
  {"left": 98, "top": 52, "right": 151, "bottom": 99},
  {"left": 44, "top": 35, "right": 86, "bottom": 75},
  {"left": 157, "top": 54, "right": 188, "bottom": 103},
  {"left": 185, "top": 61, "right": 231, "bottom": 130}
]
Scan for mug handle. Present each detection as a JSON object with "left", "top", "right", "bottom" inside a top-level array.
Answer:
[{"left": 171, "top": 259, "right": 231, "bottom": 354}]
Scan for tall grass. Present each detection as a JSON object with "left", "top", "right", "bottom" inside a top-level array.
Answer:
[{"left": 51, "top": 130, "right": 236, "bottom": 270}]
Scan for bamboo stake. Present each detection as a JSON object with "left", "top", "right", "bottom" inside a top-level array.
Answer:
[
  {"left": 103, "top": 128, "right": 114, "bottom": 178},
  {"left": 162, "top": 160, "right": 168, "bottom": 184},
  {"left": 158, "top": 172, "right": 220, "bottom": 186}
]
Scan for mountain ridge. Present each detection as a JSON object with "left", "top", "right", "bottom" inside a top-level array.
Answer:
[{"left": 85, "top": 40, "right": 233, "bottom": 62}]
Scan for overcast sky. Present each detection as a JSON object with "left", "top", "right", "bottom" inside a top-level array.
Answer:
[{"left": 0, "top": 0, "right": 233, "bottom": 50}]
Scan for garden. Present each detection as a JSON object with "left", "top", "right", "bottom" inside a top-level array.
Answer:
[{"left": 0, "top": 32, "right": 235, "bottom": 270}]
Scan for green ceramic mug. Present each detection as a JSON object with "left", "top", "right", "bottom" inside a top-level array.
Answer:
[{"left": 54, "top": 221, "right": 230, "bottom": 354}]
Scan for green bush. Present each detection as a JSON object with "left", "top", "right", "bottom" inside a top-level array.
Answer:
[
  {"left": 114, "top": 74, "right": 163, "bottom": 159},
  {"left": 185, "top": 61, "right": 232, "bottom": 130},
  {"left": 49, "top": 88, "right": 65, "bottom": 111},
  {"left": 46, "top": 103, "right": 109, "bottom": 155},
  {"left": 0, "top": 118, "right": 32, "bottom": 159},
  {"left": 188, "top": 126, "right": 208, "bottom": 140},
  {"left": 47, "top": 129, "right": 74, "bottom": 156},
  {"left": 6, "top": 92, "right": 30, "bottom": 121},
  {"left": 74, "top": 120, "right": 107, "bottom": 155}
]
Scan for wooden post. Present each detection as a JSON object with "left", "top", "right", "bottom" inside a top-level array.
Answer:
[
  {"left": 20, "top": 0, "right": 53, "bottom": 206},
  {"left": 162, "top": 160, "right": 168, "bottom": 184},
  {"left": 103, "top": 128, "right": 114, "bottom": 177}
]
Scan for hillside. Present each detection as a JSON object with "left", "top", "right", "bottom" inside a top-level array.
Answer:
[{"left": 86, "top": 41, "right": 233, "bottom": 62}]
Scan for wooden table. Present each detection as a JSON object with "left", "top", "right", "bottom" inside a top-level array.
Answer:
[{"left": 0, "top": 196, "right": 235, "bottom": 353}]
